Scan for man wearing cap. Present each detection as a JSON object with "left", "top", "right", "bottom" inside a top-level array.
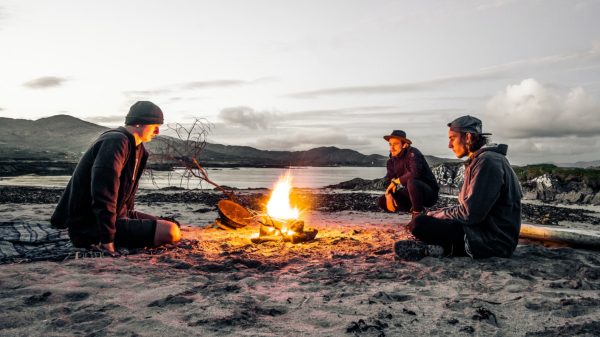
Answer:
[
  {"left": 394, "top": 115, "right": 522, "bottom": 261},
  {"left": 51, "top": 101, "right": 181, "bottom": 256},
  {"left": 379, "top": 130, "right": 439, "bottom": 219}
]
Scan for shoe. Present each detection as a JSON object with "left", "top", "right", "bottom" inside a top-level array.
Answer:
[{"left": 393, "top": 240, "right": 444, "bottom": 261}]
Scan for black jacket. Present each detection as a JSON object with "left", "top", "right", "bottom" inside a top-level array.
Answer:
[
  {"left": 385, "top": 146, "right": 439, "bottom": 191},
  {"left": 51, "top": 127, "right": 148, "bottom": 246},
  {"left": 433, "top": 144, "right": 522, "bottom": 258}
]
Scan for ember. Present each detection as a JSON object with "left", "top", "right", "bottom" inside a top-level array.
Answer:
[{"left": 252, "top": 173, "right": 318, "bottom": 244}]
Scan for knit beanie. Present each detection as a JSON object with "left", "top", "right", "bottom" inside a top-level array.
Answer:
[{"left": 125, "top": 101, "right": 164, "bottom": 125}]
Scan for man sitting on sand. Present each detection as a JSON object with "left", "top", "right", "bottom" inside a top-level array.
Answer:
[
  {"left": 378, "top": 130, "right": 439, "bottom": 219},
  {"left": 51, "top": 101, "right": 181, "bottom": 256},
  {"left": 394, "top": 116, "right": 522, "bottom": 261}
]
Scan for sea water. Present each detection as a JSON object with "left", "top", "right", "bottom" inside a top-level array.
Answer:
[{"left": 0, "top": 166, "right": 387, "bottom": 189}]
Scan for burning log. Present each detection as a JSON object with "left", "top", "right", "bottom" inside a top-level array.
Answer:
[
  {"left": 256, "top": 215, "right": 318, "bottom": 244},
  {"left": 216, "top": 199, "right": 256, "bottom": 229},
  {"left": 214, "top": 172, "right": 318, "bottom": 244}
]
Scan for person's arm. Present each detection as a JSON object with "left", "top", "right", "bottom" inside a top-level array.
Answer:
[
  {"left": 90, "top": 136, "right": 130, "bottom": 245},
  {"left": 437, "top": 157, "right": 503, "bottom": 225},
  {"left": 399, "top": 150, "right": 423, "bottom": 186}
]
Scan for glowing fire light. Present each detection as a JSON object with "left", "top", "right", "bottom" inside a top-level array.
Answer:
[{"left": 266, "top": 173, "right": 300, "bottom": 220}]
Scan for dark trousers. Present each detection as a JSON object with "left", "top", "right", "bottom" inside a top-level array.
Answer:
[
  {"left": 410, "top": 215, "right": 468, "bottom": 256},
  {"left": 378, "top": 178, "right": 438, "bottom": 213}
]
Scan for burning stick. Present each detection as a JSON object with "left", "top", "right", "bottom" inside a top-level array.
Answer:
[{"left": 251, "top": 173, "right": 318, "bottom": 244}]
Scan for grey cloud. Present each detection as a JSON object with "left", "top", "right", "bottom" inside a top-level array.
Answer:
[
  {"left": 501, "top": 136, "right": 600, "bottom": 165},
  {"left": 124, "top": 77, "right": 274, "bottom": 98},
  {"left": 182, "top": 77, "right": 277, "bottom": 90},
  {"left": 23, "top": 76, "right": 68, "bottom": 89},
  {"left": 219, "top": 106, "right": 277, "bottom": 130},
  {"left": 287, "top": 71, "right": 502, "bottom": 99},
  {"left": 182, "top": 80, "right": 247, "bottom": 90},
  {"left": 481, "top": 43, "right": 600, "bottom": 74},
  {"left": 124, "top": 89, "right": 173, "bottom": 96},
  {"left": 254, "top": 132, "right": 371, "bottom": 151},
  {"left": 484, "top": 78, "right": 600, "bottom": 138},
  {"left": 84, "top": 115, "right": 125, "bottom": 125}
]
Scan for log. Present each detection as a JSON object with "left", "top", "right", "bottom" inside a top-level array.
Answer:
[
  {"left": 250, "top": 235, "right": 282, "bottom": 244},
  {"left": 519, "top": 223, "right": 600, "bottom": 249}
]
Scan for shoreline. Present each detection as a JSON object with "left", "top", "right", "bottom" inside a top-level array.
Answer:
[{"left": 1, "top": 185, "right": 599, "bottom": 228}]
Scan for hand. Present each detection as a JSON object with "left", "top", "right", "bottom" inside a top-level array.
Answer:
[
  {"left": 385, "top": 193, "right": 398, "bottom": 212},
  {"left": 427, "top": 210, "right": 445, "bottom": 219},
  {"left": 386, "top": 182, "right": 397, "bottom": 195},
  {"left": 91, "top": 242, "right": 119, "bottom": 257}
]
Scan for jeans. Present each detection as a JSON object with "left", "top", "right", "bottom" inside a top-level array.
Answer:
[
  {"left": 410, "top": 215, "right": 469, "bottom": 256},
  {"left": 378, "top": 178, "right": 438, "bottom": 213}
]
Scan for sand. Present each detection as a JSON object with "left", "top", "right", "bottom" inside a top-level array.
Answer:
[{"left": 1, "top": 192, "right": 600, "bottom": 336}]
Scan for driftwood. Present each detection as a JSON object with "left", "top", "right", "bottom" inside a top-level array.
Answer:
[
  {"left": 150, "top": 119, "right": 237, "bottom": 201},
  {"left": 519, "top": 223, "right": 600, "bottom": 249}
]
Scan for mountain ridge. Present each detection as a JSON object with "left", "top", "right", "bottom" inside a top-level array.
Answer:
[{"left": 0, "top": 115, "right": 456, "bottom": 167}]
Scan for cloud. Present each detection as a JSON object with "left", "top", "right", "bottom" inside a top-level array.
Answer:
[
  {"left": 483, "top": 78, "right": 600, "bottom": 138},
  {"left": 23, "top": 76, "right": 68, "bottom": 89},
  {"left": 84, "top": 115, "right": 125, "bottom": 125},
  {"left": 218, "top": 106, "right": 278, "bottom": 130},
  {"left": 124, "top": 77, "right": 275, "bottom": 98},
  {"left": 480, "top": 43, "right": 600, "bottom": 74},
  {"left": 254, "top": 132, "right": 371, "bottom": 151},
  {"left": 123, "top": 89, "right": 173, "bottom": 96},
  {"left": 182, "top": 80, "right": 247, "bottom": 90},
  {"left": 287, "top": 71, "right": 502, "bottom": 98}
]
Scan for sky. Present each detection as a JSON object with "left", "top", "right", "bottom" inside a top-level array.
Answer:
[{"left": 1, "top": 0, "right": 600, "bottom": 165}]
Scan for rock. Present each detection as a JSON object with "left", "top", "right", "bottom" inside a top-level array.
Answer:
[{"left": 592, "top": 192, "right": 600, "bottom": 206}]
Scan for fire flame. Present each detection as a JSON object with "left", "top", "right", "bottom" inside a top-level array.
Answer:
[{"left": 266, "top": 173, "right": 300, "bottom": 220}]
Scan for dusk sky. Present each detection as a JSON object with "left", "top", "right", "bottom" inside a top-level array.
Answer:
[{"left": 1, "top": 0, "right": 600, "bottom": 165}]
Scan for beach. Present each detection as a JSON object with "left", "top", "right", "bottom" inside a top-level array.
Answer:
[{"left": 1, "top": 187, "right": 600, "bottom": 336}]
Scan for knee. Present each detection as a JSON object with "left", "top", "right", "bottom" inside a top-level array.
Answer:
[
  {"left": 155, "top": 220, "right": 181, "bottom": 246},
  {"left": 168, "top": 223, "right": 181, "bottom": 243},
  {"left": 409, "top": 215, "right": 427, "bottom": 238}
]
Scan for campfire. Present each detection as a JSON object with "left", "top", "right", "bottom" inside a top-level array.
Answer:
[{"left": 251, "top": 174, "right": 318, "bottom": 244}]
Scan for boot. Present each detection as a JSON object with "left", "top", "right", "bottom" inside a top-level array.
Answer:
[{"left": 393, "top": 240, "right": 444, "bottom": 261}]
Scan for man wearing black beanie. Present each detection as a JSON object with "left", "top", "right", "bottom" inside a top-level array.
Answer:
[{"left": 51, "top": 101, "right": 181, "bottom": 256}]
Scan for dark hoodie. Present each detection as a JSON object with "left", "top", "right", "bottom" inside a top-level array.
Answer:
[
  {"left": 385, "top": 146, "right": 439, "bottom": 192},
  {"left": 436, "top": 144, "right": 522, "bottom": 258},
  {"left": 51, "top": 127, "right": 148, "bottom": 246}
]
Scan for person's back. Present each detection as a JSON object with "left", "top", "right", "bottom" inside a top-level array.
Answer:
[
  {"left": 51, "top": 127, "right": 146, "bottom": 246},
  {"left": 455, "top": 144, "right": 522, "bottom": 258},
  {"left": 51, "top": 101, "right": 181, "bottom": 256}
]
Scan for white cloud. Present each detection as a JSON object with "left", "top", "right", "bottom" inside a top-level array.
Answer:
[
  {"left": 484, "top": 78, "right": 600, "bottom": 138},
  {"left": 218, "top": 106, "right": 278, "bottom": 130}
]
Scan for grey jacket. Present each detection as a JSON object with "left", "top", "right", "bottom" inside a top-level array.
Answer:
[{"left": 436, "top": 144, "right": 522, "bottom": 258}]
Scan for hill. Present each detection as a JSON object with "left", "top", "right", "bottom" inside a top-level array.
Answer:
[{"left": 0, "top": 115, "right": 455, "bottom": 170}]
